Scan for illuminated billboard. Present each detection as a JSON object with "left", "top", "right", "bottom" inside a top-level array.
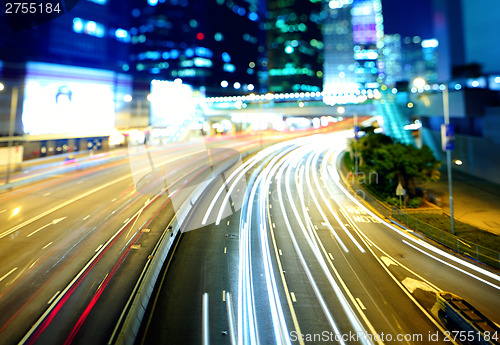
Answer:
[
  {"left": 22, "top": 62, "right": 131, "bottom": 135},
  {"left": 150, "top": 79, "right": 197, "bottom": 128}
]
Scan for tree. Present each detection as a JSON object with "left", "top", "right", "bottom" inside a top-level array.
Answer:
[
  {"left": 371, "top": 143, "right": 441, "bottom": 195},
  {"left": 352, "top": 133, "right": 394, "bottom": 167}
]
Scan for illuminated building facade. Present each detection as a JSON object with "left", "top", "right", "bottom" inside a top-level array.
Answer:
[
  {"left": 322, "top": 0, "right": 358, "bottom": 95},
  {"left": 265, "top": 0, "right": 324, "bottom": 93},
  {"left": 0, "top": 0, "right": 132, "bottom": 141},
  {"left": 129, "top": 0, "right": 266, "bottom": 96},
  {"left": 321, "top": 0, "right": 384, "bottom": 96},
  {"left": 382, "top": 34, "right": 438, "bottom": 86},
  {"left": 351, "top": 0, "right": 384, "bottom": 89}
]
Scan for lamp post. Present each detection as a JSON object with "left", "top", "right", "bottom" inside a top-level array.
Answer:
[{"left": 442, "top": 85, "right": 455, "bottom": 235}]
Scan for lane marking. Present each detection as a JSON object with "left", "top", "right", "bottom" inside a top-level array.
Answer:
[
  {"left": 223, "top": 290, "right": 226, "bottom": 302},
  {"left": 290, "top": 292, "right": 297, "bottom": 303},
  {"left": 401, "top": 277, "right": 437, "bottom": 293},
  {"left": 43, "top": 192, "right": 51, "bottom": 197},
  {"left": 328, "top": 253, "right": 334, "bottom": 261},
  {"left": 29, "top": 259, "right": 40, "bottom": 269},
  {"left": 95, "top": 244, "right": 103, "bottom": 252},
  {"left": 27, "top": 217, "right": 67, "bottom": 238},
  {"left": 83, "top": 215, "right": 90, "bottom": 220},
  {"left": 0, "top": 267, "right": 18, "bottom": 282},
  {"left": 279, "top": 249, "right": 283, "bottom": 256},
  {"left": 111, "top": 198, "right": 117, "bottom": 202},
  {"left": 0, "top": 173, "right": 133, "bottom": 239},
  {"left": 380, "top": 256, "right": 398, "bottom": 267},
  {"left": 42, "top": 242, "right": 52, "bottom": 249},
  {"left": 48, "top": 291, "right": 60, "bottom": 305},
  {"left": 272, "top": 223, "right": 276, "bottom": 229},
  {"left": 227, "top": 220, "right": 230, "bottom": 226},
  {"left": 123, "top": 218, "right": 130, "bottom": 224},
  {"left": 356, "top": 298, "right": 367, "bottom": 310},
  {"left": 224, "top": 247, "right": 227, "bottom": 254},
  {"left": 202, "top": 293, "right": 209, "bottom": 345},
  {"left": 0, "top": 209, "right": 6, "bottom": 214}
]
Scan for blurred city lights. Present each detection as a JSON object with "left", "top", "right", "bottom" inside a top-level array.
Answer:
[{"left": 413, "top": 77, "right": 426, "bottom": 89}]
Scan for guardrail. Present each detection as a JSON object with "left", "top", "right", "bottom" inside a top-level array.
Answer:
[{"left": 392, "top": 208, "right": 500, "bottom": 269}]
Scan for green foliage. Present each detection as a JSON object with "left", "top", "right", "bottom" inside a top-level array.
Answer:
[
  {"left": 352, "top": 131, "right": 441, "bottom": 200},
  {"left": 385, "top": 196, "right": 399, "bottom": 206},
  {"left": 408, "top": 197, "right": 422, "bottom": 208}
]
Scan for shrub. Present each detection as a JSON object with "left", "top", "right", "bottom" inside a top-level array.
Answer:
[{"left": 408, "top": 197, "right": 422, "bottom": 208}]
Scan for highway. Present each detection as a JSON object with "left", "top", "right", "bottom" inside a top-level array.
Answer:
[
  {"left": 140, "top": 132, "right": 499, "bottom": 345},
  {"left": 0, "top": 127, "right": 347, "bottom": 344}
]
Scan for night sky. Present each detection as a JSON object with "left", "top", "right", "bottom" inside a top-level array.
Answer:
[{"left": 381, "top": 0, "right": 434, "bottom": 39}]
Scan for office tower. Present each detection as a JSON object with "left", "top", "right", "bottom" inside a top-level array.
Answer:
[
  {"left": 129, "top": 0, "right": 266, "bottom": 96},
  {"left": 265, "top": 0, "right": 324, "bottom": 93},
  {"left": 351, "top": 0, "right": 384, "bottom": 89},
  {"left": 323, "top": 0, "right": 358, "bottom": 95}
]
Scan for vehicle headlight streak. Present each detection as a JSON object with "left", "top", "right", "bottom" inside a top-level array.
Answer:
[
  {"left": 258, "top": 149, "right": 297, "bottom": 345},
  {"left": 324, "top": 145, "right": 500, "bottom": 289},
  {"left": 277, "top": 144, "right": 374, "bottom": 345},
  {"left": 235, "top": 141, "right": 303, "bottom": 345},
  {"left": 309, "top": 148, "right": 366, "bottom": 253}
]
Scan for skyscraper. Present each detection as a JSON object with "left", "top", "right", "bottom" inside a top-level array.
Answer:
[
  {"left": 321, "top": 0, "right": 384, "bottom": 97},
  {"left": 322, "top": 0, "right": 358, "bottom": 97},
  {"left": 129, "top": 0, "right": 266, "bottom": 96},
  {"left": 351, "top": 0, "right": 384, "bottom": 89},
  {"left": 265, "top": 0, "right": 324, "bottom": 93}
]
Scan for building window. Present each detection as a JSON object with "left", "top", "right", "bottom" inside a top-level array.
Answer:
[{"left": 73, "top": 18, "right": 105, "bottom": 38}]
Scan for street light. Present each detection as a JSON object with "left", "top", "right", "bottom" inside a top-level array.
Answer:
[
  {"left": 441, "top": 83, "right": 455, "bottom": 235},
  {"left": 413, "top": 77, "right": 426, "bottom": 89}
]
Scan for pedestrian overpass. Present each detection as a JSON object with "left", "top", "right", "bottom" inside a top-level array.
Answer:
[{"left": 202, "top": 91, "right": 414, "bottom": 145}]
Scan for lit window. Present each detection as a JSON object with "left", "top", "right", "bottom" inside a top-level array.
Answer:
[
  {"left": 73, "top": 18, "right": 105, "bottom": 38},
  {"left": 248, "top": 12, "right": 258, "bottom": 21},
  {"left": 222, "top": 52, "right": 231, "bottom": 63},
  {"left": 147, "top": 0, "right": 158, "bottom": 6},
  {"left": 115, "top": 28, "right": 130, "bottom": 43},
  {"left": 214, "top": 32, "right": 224, "bottom": 41},
  {"left": 223, "top": 63, "right": 235, "bottom": 73},
  {"left": 73, "top": 18, "right": 84, "bottom": 33}
]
